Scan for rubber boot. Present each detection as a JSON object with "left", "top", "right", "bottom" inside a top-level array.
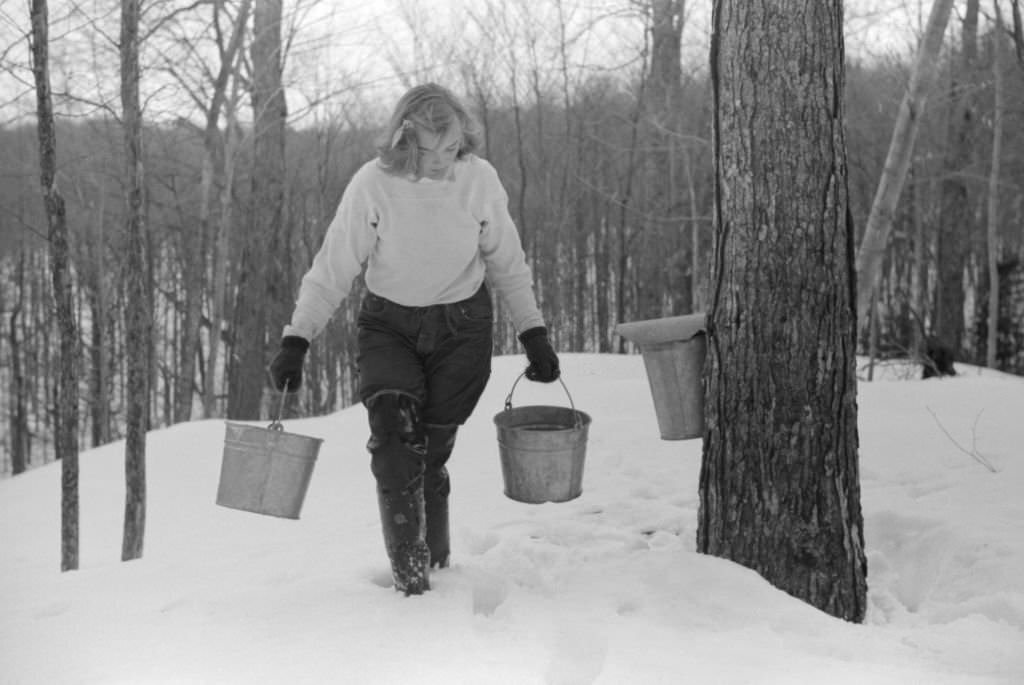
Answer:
[
  {"left": 377, "top": 482, "right": 430, "bottom": 595},
  {"left": 424, "top": 466, "right": 450, "bottom": 569}
]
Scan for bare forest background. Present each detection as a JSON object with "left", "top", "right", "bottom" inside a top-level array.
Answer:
[{"left": 2, "top": 0, "right": 1023, "bottom": 478}]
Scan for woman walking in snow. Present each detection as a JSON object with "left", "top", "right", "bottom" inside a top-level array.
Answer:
[{"left": 269, "top": 83, "right": 559, "bottom": 595}]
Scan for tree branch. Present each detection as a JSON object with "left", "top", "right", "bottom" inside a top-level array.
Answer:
[{"left": 925, "top": 406, "right": 998, "bottom": 473}]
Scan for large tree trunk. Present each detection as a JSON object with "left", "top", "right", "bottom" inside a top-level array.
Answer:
[
  {"left": 30, "top": 0, "right": 80, "bottom": 571},
  {"left": 121, "top": 0, "right": 148, "bottom": 562},
  {"left": 700, "top": 0, "right": 867, "bottom": 622},
  {"left": 229, "top": 0, "right": 286, "bottom": 420},
  {"left": 855, "top": 0, "right": 955, "bottom": 335}
]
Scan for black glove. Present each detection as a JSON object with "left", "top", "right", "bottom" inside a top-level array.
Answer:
[
  {"left": 269, "top": 336, "right": 309, "bottom": 393},
  {"left": 519, "top": 327, "right": 560, "bottom": 383}
]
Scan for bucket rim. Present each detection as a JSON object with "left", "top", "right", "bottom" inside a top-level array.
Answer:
[
  {"left": 493, "top": 404, "right": 592, "bottom": 430},
  {"left": 224, "top": 420, "right": 325, "bottom": 445},
  {"left": 499, "top": 374, "right": 591, "bottom": 428}
]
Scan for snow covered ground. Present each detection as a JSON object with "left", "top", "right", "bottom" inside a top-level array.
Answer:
[{"left": 2, "top": 353, "right": 1022, "bottom": 684}]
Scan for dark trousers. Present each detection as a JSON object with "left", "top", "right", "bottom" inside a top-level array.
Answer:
[{"left": 356, "top": 284, "right": 493, "bottom": 493}]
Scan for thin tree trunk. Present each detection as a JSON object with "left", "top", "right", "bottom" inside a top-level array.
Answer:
[
  {"left": 986, "top": 2, "right": 1005, "bottom": 369},
  {"left": 229, "top": 0, "right": 286, "bottom": 420},
  {"left": 121, "top": 0, "right": 147, "bottom": 562},
  {"left": 649, "top": 0, "right": 689, "bottom": 314},
  {"left": 596, "top": 196, "right": 611, "bottom": 353},
  {"left": 855, "top": 0, "right": 955, "bottom": 334},
  {"left": 178, "top": 0, "right": 251, "bottom": 424},
  {"left": 175, "top": 230, "right": 202, "bottom": 423},
  {"left": 87, "top": 184, "right": 112, "bottom": 447},
  {"left": 204, "top": 83, "right": 242, "bottom": 418},
  {"left": 907, "top": 167, "right": 925, "bottom": 358},
  {"left": 701, "top": 0, "right": 866, "bottom": 622},
  {"left": 615, "top": 39, "right": 649, "bottom": 352},
  {"left": 1010, "top": 0, "right": 1023, "bottom": 65},
  {"left": 30, "top": 0, "right": 80, "bottom": 571},
  {"left": 9, "top": 253, "right": 30, "bottom": 474},
  {"left": 510, "top": 71, "right": 530, "bottom": 263},
  {"left": 685, "top": 149, "right": 702, "bottom": 311},
  {"left": 867, "top": 290, "right": 879, "bottom": 381},
  {"left": 933, "top": 0, "right": 979, "bottom": 364}
]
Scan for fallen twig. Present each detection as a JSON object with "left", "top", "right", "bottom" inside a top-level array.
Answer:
[{"left": 925, "top": 406, "right": 998, "bottom": 473}]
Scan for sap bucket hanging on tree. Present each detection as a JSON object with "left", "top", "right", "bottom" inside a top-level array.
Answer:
[
  {"left": 216, "top": 388, "right": 323, "bottom": 519},
  {"left": 493, "top": 373, "right": 592, "bottom": 504},
  {"left": 615, "top": 313, "right": 707, "bottom": 440}
]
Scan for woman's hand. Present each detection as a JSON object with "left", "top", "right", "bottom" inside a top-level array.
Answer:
[
  {"left": 518, "top": 327, "right": 560, "bottom": 383},
  {"left": 269, "top": 336, "right": 310, "bottom": 392}
]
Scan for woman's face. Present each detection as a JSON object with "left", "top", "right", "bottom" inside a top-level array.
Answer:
[{"left": 415, "top": 118, "right": 462, "bottom": 180}]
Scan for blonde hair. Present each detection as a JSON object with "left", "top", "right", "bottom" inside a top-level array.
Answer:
[{"left": 377, "top": 83, "right": 482, "bottom": 177}]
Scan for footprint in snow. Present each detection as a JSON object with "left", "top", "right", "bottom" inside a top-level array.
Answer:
[
  {"left": 543, "top": 623, "right": 608, "bottom": 685},
  {"left": 470, "top": 571, "right": 508, "bottom": 617},
  {"left": 369, "top": 568, "right": 394, "bottom": 590}
]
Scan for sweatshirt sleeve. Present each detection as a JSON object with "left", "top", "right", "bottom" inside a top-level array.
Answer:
[
  {"left": 476, "top": 160, "right": 546, "bottom": 334},
  {"left": 283, "top": 167, "right": 378, "bottom": 340}
]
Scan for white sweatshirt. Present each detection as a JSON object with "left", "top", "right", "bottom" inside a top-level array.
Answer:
[{"left": 283, "top": 154, "right": 545, "bottom": 341}]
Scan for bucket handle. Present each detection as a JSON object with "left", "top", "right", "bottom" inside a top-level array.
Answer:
[
  {"left": 504, "top": 373, "right": 581, "bottom": 429},
  {"left": 268, "top": 382, "right": 289, "bottom": 432}
]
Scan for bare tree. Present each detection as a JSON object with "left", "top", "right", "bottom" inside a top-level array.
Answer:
[
  {"left": 933, "top": 0, "right": 980, "bottom": 366},
  {"left": 646, "top": 0, "right": 689, "bottom": 314},
  {"left": 7, "top": 252, "right": 31, "bottom": 475},
  {"left": 986, "top": 0, "right": 1006, "bottom": 369},
  {"left": 121, "top": 0, "right": 148, "bottom": 561},
  {"left": 855, "top": 0, "right": 955, "bottom": 336},
  {"left": 228, "top": 0, "right": 286, "bottom": 420},
  {"left": 701, "top": 0, "right": 867, "bottom": 622},
  {"left": 162, "top": 0, "right": 252, "bottom": 423},
  {"left": 205, "top": 65, "right": 246, "bottom": 418},
  {"left": 29, "top": 0, "right": 81, "bottom": 571},
  {"left": 1010, "top": 0, "right": 1023, "bottom": 64}
]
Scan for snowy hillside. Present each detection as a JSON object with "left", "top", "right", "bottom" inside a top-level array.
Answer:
[{"left": 1, "top": 354, "right": 1022, "bottom": 684}]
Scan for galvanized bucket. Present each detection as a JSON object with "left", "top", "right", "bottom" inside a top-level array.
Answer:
[
  {"left": 494, "top": 373, "right": 591, "bottom": 504},
  {"left": 216, "top": 389, "right": 323, "bottom": 519},
  {"left": 616, "top": 314, "right": 706, "bottom": 440}
]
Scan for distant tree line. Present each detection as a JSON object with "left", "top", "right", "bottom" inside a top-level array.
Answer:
[{"left": 1, "top": 0, "right": 1023, "bottom": 476}]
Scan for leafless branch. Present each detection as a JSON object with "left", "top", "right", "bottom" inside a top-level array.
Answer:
[
  {"left": 141, "top": 0, "right": 211, "bottom": 43},
  {"left": 925, "top": 406, "right": 998, "bottom": 473}
]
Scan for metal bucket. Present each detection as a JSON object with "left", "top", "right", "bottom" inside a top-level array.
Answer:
[
  {"left": 216, "top": 392, "right": 323, "bottom": 519},
  {"left": 616, "top": 314, "right": 707, "bottom": 441},
  {"left": 639, "top": 334, "right": 706, "bottom": 440},
  {"left": 493, "top": 374, "right": 591, "bottom": 504}
]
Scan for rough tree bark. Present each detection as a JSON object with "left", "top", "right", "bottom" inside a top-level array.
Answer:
[
  {"left": 700, "top": 0, "right": 867, "bottom": 622},
  {"left": 121, "top": 0, "right": 148, "bottom": 561},
  {"left": 30, "top": 0, "right": 80, "bottom": 571}
]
